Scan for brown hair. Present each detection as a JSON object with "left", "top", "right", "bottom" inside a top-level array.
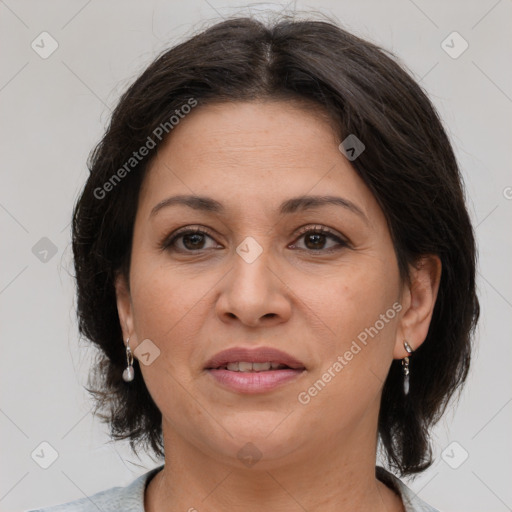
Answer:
[{"left": 72, "top": 15, "right": 479, "bottom": 477}]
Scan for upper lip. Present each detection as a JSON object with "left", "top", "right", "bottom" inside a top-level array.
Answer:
[{"left": 205, "top": 346, "right": 306, "bottom": 370}]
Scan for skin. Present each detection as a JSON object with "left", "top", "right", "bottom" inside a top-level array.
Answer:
[{"left": 115, "top": 100, "right": 441, "bottom": 512}]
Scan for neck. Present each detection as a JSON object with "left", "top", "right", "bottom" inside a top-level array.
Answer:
[{"left": 145, "top": 411, "right": 404, "bottom": 512}]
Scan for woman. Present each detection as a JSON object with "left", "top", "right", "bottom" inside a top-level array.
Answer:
[{"left": 30, "top": 15, "right": 479, "bottom": 512}]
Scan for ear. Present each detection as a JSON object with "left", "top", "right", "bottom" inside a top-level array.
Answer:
[
  {"left": 114, "top": 271, "right": 136, "bottom": 344},
  {"left": 394, "top": 255, "right": 442, "bottom": 358}
]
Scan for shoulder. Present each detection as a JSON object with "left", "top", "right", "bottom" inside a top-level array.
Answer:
[
  {"left": 376, "top": 466, "right": 441, "bottom": 512},
  {"left": 26, "top": 466, "right": 163, "bottom": 512}
]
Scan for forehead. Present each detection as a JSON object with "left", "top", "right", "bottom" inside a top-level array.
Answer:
[
  {"left": 138, "top": 100, "right": 379, "bottom": 225},
  {"left": 153, "top": 99, "right": 339, "bottom": 168}
]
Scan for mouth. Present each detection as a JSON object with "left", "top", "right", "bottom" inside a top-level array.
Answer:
[
  {"left": 204, "top": 346, "right": 306, "bottom": 371},
  {"left": 204, "top": 347, "right": 306, "bottom": 393},
  {"left": 209, "top": 361, "right": 300, "bottom": 372}
]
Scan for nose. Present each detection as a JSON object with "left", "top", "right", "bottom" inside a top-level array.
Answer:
[{"left": 215, "top": 244, "right": 292, "bottom": 328}]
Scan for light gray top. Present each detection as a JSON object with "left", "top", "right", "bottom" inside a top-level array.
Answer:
[{"left": 27, "top": 465, "right": 440, "bottom": 511}]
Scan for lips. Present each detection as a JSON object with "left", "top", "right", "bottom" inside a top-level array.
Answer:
[
  {"left": 204, "top": 346, "right": 306, "bottom": 371},
  {"left": 205, "top": 346, "right": 306, "bottom": 394}
]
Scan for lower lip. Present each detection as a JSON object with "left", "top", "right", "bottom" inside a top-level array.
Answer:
[{"left": 206, "top": 368, "right": 306, "bottom": 394}]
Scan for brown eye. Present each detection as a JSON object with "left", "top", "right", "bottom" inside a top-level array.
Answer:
[
  {"left": 161, "top": 227, "right": 220, "bottom": 252},
  {"left": 181, "top": 232, "right": 208, "bottom": 250},
  {"left": 291, "top": 226, "right": 348, "bottom": 252},
  {"left": 304, "top": 232, "right": 329, "bottom": 250}
]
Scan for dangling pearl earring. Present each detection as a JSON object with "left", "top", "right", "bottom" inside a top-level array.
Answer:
[
  {"left": 402, "top": 340, "right": 414, "bottom": 395},
  {"left": 122, "top": 337, "right": 135, "bottom": 382}
]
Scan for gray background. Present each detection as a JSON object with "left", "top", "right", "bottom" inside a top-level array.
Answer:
[{"left": 1, "top": 1, "right": 511, "bottom": 511}]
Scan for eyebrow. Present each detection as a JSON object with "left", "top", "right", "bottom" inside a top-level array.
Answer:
[{"left": 150, "top": 194, "right": 368, "bottom": 223}]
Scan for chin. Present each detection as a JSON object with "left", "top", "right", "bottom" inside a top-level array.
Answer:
[
  {"left": 209, "top": 436, "right": 303, "bottom": 470},
  {"left": 198, "top": 415, "right": 305, "bottom": 465}
]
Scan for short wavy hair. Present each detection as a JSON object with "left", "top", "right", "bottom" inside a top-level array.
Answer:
[{"left": 72, "top": 15, "right": 479, "bottom": 477}]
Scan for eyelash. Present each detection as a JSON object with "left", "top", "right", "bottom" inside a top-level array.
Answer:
[{"left": 160, "top": 225, "right": 349, "bottom": 254}]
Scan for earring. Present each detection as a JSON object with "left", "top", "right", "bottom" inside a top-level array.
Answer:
[
  {"left": 401, "top": 340, "right": 414, "bottom": 395},
  {"left": 122, "top": 337, "right": 135, "bottom": 382}
]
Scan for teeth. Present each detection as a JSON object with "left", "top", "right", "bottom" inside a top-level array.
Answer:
[
  {"left": 238, "top": 362, "right": 253, "bottom": 372},
  {"left": 252, "top": 362, "right": 271, "bottom": 371},
  {"left": 223, "top": 362, "right": 287, "bottom": 372}
]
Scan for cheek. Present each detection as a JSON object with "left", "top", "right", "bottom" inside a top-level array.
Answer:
[
  {"left": 298, "top": 257, "right": 400, "bottom": 387},
  {"left": 129, "top": 259, "right": 222, "bottom": 369},
  {"left": 304, "top": 260, "right": 398, "bottom": 339},
  {"left": 128, "top": 267, "right": 210, "bottom": 412}
]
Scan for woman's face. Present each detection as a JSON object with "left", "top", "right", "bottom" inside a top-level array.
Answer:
[{"left": 116, "top": 100, "right": 412, "bottom": 467}]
